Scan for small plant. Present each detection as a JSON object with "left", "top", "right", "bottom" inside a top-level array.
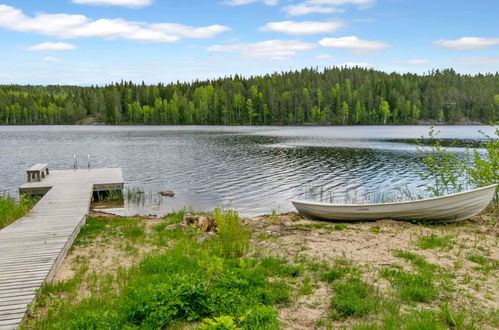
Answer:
[
  {"left": 200, "top": 315, "right": 240, "bottom": 330},
  {"left": 334, "top": 223, "right": 347, "bottom": 230},
  {"left": 0, "top": 193, "right": 38, "bottom": 229},
  {"left": 330, "top": 277, "right": 380, "bottom": 318},
  {"left": 381, "top": 268, "right": 438, "bottom": 302},
  {"left": 416, "top": 233, "right": 455, "bottom": 250},
  {"left": 369, "top": 225, "right": 381, "bottom": 234},
  {"left": 213, "top": 208, "right": 251, "bottom": 257},
  {"left": 467, "top": 128, "right": 499, "bottom": 204},
  {"left": 416, "top": 126, "right": 467, "bottom": 196}
]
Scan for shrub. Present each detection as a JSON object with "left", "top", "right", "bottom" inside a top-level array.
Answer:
[
  {"left": 0, "top": 194, "right": 37, "bottom": 229},
  {"left": 213, "top": 208, "right": 251, "bottom": 257}
]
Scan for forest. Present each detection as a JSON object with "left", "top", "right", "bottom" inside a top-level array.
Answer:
[{"left": 0, "top": 67, "right": 497, "bottom": 125}]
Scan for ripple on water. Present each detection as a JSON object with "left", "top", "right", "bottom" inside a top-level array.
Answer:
[{"left": 0, "top": 125, "right": 492, "bottom": 217}]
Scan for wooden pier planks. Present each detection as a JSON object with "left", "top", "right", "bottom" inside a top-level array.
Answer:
[{"left": 0, "top": 169, "right": 123, "bottom": 329}]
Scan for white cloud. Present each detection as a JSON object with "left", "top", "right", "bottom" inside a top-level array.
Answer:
[
  {"left": 208, "top": 39, "right": 315, "bottom": 60},
  {"left": 284, "top": 4, "right": 343, "bottom": 16},
  {"left": 42, "top": 56, "right": 63, "bottom": 62},
  {"left": 405, "top": 58, "right": 430, "bottom": 65},
  {"left": 0, "top": 4, "right": 230, "bottom": 43},
  {"left": 222, "top": 0, "right": 278, "bottom": 5},
  {"left": 319, "top": 36, "right": 389, "bottom": 54},
  {"left": 151, "top": 23, "right": 231, "bottom": 39},
  {"left": 433, "top": 37, "right": 499, "bottom": 50},
  {"left": 315, "top": 54, "right": 333, "bottom": 60},
  {"left": 284, "top": 0, "right": 373, "bottom": 16},
  {"left": 456, "top": 57, "right": 499, "bottom": 66},
  {"left": 25, "top": 42, "right": 76, "bottom": 51},
  {"left": 306, "top": 0, "right": 373, "bottom": 7},
  {"left": 259, "top": 20, "right": 343, "bottom": 35},
  {"left": 72, "top": 0, "right": 152, "bottom": 7}
]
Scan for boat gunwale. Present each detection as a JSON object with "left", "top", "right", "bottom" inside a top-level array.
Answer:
[{"left": 291, "top": 184, "right": 497, "bottom": 208}]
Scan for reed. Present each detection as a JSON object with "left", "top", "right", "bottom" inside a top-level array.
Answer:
[{"left": 0, "top": 194, "right": 38, "bottom": 229}]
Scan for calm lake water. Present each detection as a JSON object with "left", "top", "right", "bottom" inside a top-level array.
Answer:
[{"left": 0, "top": 125, "right": 494, "bottom": 216}]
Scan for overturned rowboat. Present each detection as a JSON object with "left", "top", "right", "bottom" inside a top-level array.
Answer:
[{"left": 291, "top": 184, "right": 497, "bottom": 222}]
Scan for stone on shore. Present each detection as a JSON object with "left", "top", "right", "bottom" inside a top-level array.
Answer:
[{"left": 160, "top": 190, "right": 175, "bottom": 197}]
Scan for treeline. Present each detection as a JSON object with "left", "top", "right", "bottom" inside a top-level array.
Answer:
[{"left": 0, "top": 67, "right": 498, "bottom": 125}]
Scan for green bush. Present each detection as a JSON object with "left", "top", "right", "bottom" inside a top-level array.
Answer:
[
  {"left": 417, "top": 126, "right": 498, "bottom": 205},
  {"left": 213, "top": 208, "right": 251, "bottom": 257},
  {"left": 34, "top": 237, "right": 288, "bottom": 329},
  {"left": 468, "top": 128, "right": 499, "bottom": 203},
  {"left": 0, "top": 194, "right": 37, "bottom": 229}
]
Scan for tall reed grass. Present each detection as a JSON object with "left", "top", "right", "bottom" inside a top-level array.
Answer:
[{"left": 0, "top": 194, "right": 38, "bottom": 229}]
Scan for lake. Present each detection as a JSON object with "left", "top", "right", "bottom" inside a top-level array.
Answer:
[{"left": 0, "top": 125, "right": 494, "bottom": 216}]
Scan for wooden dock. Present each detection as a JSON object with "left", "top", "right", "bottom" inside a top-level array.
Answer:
[{"left": 0, "top": 168, "right": 123, "bottom": 329}]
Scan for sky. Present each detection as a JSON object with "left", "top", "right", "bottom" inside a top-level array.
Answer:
[{"left": 0, "top": 0, "right": 498, "bottom": 85}]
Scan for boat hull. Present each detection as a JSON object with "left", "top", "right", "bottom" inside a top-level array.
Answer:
[{"left": 292, "top": 184, "right": 497, "bottom": 222}]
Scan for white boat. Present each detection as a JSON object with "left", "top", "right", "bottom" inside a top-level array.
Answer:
[{"left": 291, "top": 184, "right": 497, "bottom": 222}]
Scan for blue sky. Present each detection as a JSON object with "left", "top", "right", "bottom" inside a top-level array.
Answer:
[{"left": 0, "top": 0, "right": 498, "bottom": 85}]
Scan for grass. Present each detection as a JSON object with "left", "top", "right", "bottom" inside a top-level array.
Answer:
[
  {"left": 383, "top": 250, "right": 453, "bottom": 303},
  {"left": 213, "top": 208, "right": 251, "bottom": 257},
  {"left": 28, "top": 210, "right": 293, "bottom": 329},
  {"left": 0, "top": 194, "right": 38, "bottom": 229},
  {"left": 467, "top": 254, "right": 499, "bottom": 273},
  {"left": 416, "top": 233, "right": 455, "bottom": 250},
  {"left": 74, "top": 216, "right": 145, "bottom": 246},
  {"left": 25, "top": 208, "right": 499, "bottom": 329},
  {"left": 381, "top": 268, "right": 438, "bottom": 302},
  {"left": 290, "top": 222, "right": 348, "bottom": 233},
  {"left": 330, "top": 277, "right": 381, "bottom": 319}
]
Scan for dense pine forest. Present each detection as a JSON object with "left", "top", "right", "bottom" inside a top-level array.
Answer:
[{"left": 0, "top": 67, "right": 498, "bottom": 125}]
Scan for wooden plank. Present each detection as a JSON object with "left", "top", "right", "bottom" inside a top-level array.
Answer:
[{"left": 0, "top": 168, "right": 123, "bottom": 329}]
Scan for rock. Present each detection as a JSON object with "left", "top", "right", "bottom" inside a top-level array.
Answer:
[
  {"left": 182, "top": 213, "right": 217, "bottom": 232},
  {"left": 160, "top": 190, "right": 175, "bottom": 197}
]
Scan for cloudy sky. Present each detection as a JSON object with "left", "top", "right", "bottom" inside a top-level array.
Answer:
[{"left": 0, "top": 0, "right": 498, "bottom": 85}]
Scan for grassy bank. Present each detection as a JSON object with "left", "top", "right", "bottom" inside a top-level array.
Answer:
[
  {"left": 24, "top": 210, "right": 498, "bottom": 329},
  {"left": 0, "top": 194, "right": 38, "bottom": 229}
]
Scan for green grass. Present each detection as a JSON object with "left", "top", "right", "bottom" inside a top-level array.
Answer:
[
  {"left": 0, "top": 194, "right": 38, "bottom": 229},
  {"left": 467, "top": 254, "right": 499, "bottom": 273},
  {"left": 394, "top": 250, "right": 438, "bottom": 272},
  {"left": 416, "top": 233, "right": 455, "bottom": 250},
  {"left": 74, "top": 216, "right": 145, "bottom": 246},
  {"left": 213, "top": 208, "right": 251, "bottom": 258},
  {"left": 369, "top": 225, "right": 381, "bottom": 234},
  {"left": 30, "top": 210, "right": 295, "bottom": 329},
  {"left": 381, "top": 268, "right": 438, "bottom": 302},
  {"left": 330, "top": 277, "right": 381, "bottom": 319}
]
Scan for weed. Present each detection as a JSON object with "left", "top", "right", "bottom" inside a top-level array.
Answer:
[
  {"left": 334, "top": 224, "right": 347, "bottom": 230},
  {"left": 0, "top": 194, "right": 38, "bottom": 229},
  {"left": 381, "top": 268, "right": 438, "bottom": 302},
  {"left": 393, "top": 250, "right": 437, "bottom": 272},
  {"left": 416, "top": 233, "right": 455, "bottom": 250},
  {"left": 467, "top": 254, "right": 499, "bottom": 273},
  {"left": 298, "top": 276, "right": 315, "bottom": 295},
  {"left": 330, "top": 277, "right": 381, "bottom": 318},
  {"left": 214, "top": 208, "right": 251, "bottom": 258},
  {"left": 258, "top": 257, "right": 302, "bottom": 277},
  {"left": 369, "top": 225, "right": 381, "bottom": 234}
]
